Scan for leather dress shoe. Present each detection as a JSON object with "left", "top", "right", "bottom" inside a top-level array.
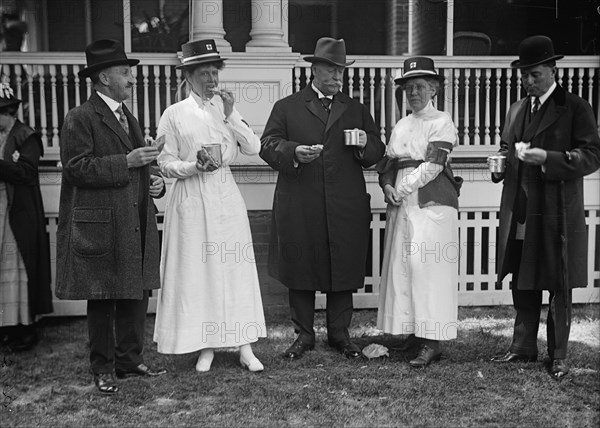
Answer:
[
  {"left": 116, "top": 363, "right": 167, "bottom": 379},
  {"left": 390, "top": 334, "right": 420, "bottom": 352},
  {"left": 491, "top": 351, "right": 537, "bottom": 363},
  {"left": 409, "top": 344, "right": 441, "bottom": 368},
  {"left": 330, "top": 341, "right": 362, "bottom": 359},
  {"left": 282, "top": 338, "right": 314, "bottom": 360},
  {"left": 549, "top": 358, "right": 569, "bottom": 380},
  {"left": 93, "top": 372, "right": 119, "bottom": 395}
]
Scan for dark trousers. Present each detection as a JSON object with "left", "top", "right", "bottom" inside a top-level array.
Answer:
[
  {"left": 87, "top": 291, "right": 149, "bottom": 374},
  {"left": 508, "top": 241, "right": 572, "bottom": 360},
  {"left": 289, "top": 289, "right": 354, "bottom": 345}
]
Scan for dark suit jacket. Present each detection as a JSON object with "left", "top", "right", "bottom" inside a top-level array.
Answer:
[
  {"left": 56, "top": 91, "right": 161, "bottom": 300},
  {"left": 493, "top": 84, "right": 600, "bottom": 290},
  {"left": 260, "top": 86, "right": 385, "bottom": 291}
]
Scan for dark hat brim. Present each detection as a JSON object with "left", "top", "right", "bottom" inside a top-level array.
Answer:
[
  {"left": 304, "top": 56, "right": 355, "bottom": 67},
  {"left": 0, "top": 98, "right": 21, "bottom": 109},
  {"left": 175, "top": 56, "right": 228, "bottom": 69},
  {"left": 510, "top": 55, "right": 564, "bottom": 69},
  {"left": 395, "top": 72, "right": 445, "bottom": 85},
  {"left": 78, "top": 58, "right": 140, "bottom": 77}
]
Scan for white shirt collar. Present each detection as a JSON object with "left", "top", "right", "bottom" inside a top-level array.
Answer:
[
  {"left": 311, "top": 82, "right": 333, "bottom": 99},
  {"left": 535, "top": 81, "right": 556, "bottom": 107},
  {"left": 96, "top": 91, "right": 121, "bottom": 115}
]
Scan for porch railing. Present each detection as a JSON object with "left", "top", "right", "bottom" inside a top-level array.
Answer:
[{"left": 1, "top": 53, "right": 598, "bottom": 161}]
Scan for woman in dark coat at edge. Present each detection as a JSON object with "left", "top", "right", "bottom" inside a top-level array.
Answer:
[{"left": 0, "top": 82, "right": 52, "bottom": 351}]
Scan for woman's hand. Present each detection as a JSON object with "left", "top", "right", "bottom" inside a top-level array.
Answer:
[
  {"left": 216, "top": 89, "right": 235, "bottom": 118},
  {"left": 196, "top": 147, "right": 220, "bottom": 172},
  {"left": 149, "top": 174, "right": 164, "bottom": 197},
  {"left": 383, "top": 184, "right": 402, "bottom": 206}
]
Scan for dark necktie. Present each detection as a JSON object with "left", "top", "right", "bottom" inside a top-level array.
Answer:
[
  {"left": 116, "top": 104, "right": 129, "bottom": 135},
  {"left": 320, "top": 97, "right": 332, "bottom": 113},
  {"left": 531, "top": 97, "right": 540, "bottom": 117}
]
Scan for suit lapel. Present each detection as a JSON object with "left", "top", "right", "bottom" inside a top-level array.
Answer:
[
  {"left": 90, "top": 92, "right": 133, "bottom": 151},
  {"left": 326, "top": 95, "right": 347, "bottom": 133},
  {"left": 304, "top": 87, "right": 328, "bottom": 125}
]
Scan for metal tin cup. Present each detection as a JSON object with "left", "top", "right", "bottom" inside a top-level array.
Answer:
[
  {"left": 344, "top": 128, "right": 360, "bottom": 146},
  {"left": 487, "top": 154, "right": 507, "bottom": 173},
  {"left": 198, "top": 143, "right": 222, "bottom": 167}
]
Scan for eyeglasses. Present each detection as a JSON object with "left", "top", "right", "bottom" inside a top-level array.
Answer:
[{"left": 403, "top": 84, "right": 430, "bottom": 92}]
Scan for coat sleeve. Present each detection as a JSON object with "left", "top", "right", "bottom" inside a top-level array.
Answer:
[
  {"left": 543, "top": 98, "right": 600, "bottom": 181},
  {"left": 60, "top": 110, "right": 130, "bottom": 188},
  {"left": 226, "top": 108, "right": 261, "bottom": 156},
  {"left": 259, "top": 99, "right": 301, "bottom": 175},
  {"left": 156, "top": 109, "right": 199, "bottom": 179},
  {"left": 0, "top": 133, "right": 42, "bottom": 186},
  {"left": 491, "top": 105, "right": 516, "bottom": 184},
  {"left": 357, "top": 104, "right": 386, "bottom": 168}
]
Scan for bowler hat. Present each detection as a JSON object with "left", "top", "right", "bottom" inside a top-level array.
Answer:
[
  {"left": 510, "top": 35, "right": 563, "bottom": 69},
  {"left": 79, "top": 39, "right": 139, "bottom": 78},
  {"left": 304, "top": 37, "right": 355, "bottom": 67},
  {"left": 394, "top": 57, "right": 444, "bottom": 84},
  {"left": 0, "top": 80, "right": 21, "bottom": 110},
  {"left": 176, "top": 39, "right": 227, "bottom": 69}
]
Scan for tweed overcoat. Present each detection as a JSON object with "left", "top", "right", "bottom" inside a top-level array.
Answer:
[
  {"left": 493, "top": 84, "right": 600, "bottom": 290},
  {"left": 0, "top": 120, "right": 53, "bottom": 316},
  {"left": 260, "top": 86, "right": 386, "bottom": 291},
  {"left": 55, "top": 92, "right": 161, "bottom": 300}
]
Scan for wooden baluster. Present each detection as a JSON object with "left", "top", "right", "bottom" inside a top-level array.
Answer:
[
  {"left": 141, "top": 65, "right": 150, "bottom": 139},
  {"left": 566, "top": 67, "right": 573, "bottom": 93},
  {"left": 390, "top": 72, "right": 397, "bottom": 127},
  {"left": 74, "top": 66, "right": 82, "bottom": 107},
  {"left": 131, "top": 66, "right": 139, "bottom": 118},
  {"left": 453, "top": 69, "right": 459, "bottom": 133},
  {"left": 494, "top": 69, "right": 501, "bottom": 145},
  {"left": 463, "top": 69, "right": 470, "bottom": 145},
  {"left": 577, "top": 67, "right": 584, "bottom": 99},
  {"left": 347, "top": 67, "right": 354, "bottom": 99},
  {"left": 165, "top": 66, "right": 172, "bottom": 108},
  {"left": 484, "top": 68, "right": 491, "bottom": 145},
  {"left": 49, "top": 65, "right": 60, "bottom": 148},
  {"left": 27, "top": 66, "right": 35, "bottom": 128},
  {"left": 587, "top": 68, "right": 595, "bottom": 106},
  {"left": 379, "top": 69, "right": 386, "bottom": 143},
  {"left": 38, "top": 65, "right": 48, "bottom": 148},
  {"left": 154, "top": 65, "right": 161, "bottom": 138},
  {"left": 175, "top": 68, "right": 183, "bottom": 101},
  {"left": 358, "top": 67, "right": 365, "bottom": 104},
  {"left": 505, "top": 68, "right": 512, "bottom": 121},
  {"left": 369, "top": 67, "right": 376, "bottom": 119},
  {"left": 61, "top": 65, "right": 69, "bottom": 118},
  {"left": 14, "top": 66, "right": 24, "bottom": 123},
  {"left": 304, "top": 67, "right": 312, "bottom": 88},
  {"left": 556, "top": 67, "right": 564, "bottom": 88},
  {"left": 442, "top": 69, "right": 451, "bottom": 114},
  {"left": 473, "top": 68, "right": 481, "bottom": 145}
]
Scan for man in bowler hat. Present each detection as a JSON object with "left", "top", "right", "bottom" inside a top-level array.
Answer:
[
  {"left": 490, "top": 35, "right": 600, "bottom": 378},
  {"left": 260, "top": 37, "right": 385, "bottom": 360},
  {"left": 56, "top": 39, "right": 167, "bottom": 394}
]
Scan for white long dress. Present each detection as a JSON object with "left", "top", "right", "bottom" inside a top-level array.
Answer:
[
  {"left": 153, "top": 92, "right": 266, "bottom": 354},
  {"left": 377, "top": 101, "right": 459, "bottom": 341}
]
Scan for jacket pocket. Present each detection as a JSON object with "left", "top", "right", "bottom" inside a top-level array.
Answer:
[{"left": 71, "top": 208, "right": 114, "bottom": 257}]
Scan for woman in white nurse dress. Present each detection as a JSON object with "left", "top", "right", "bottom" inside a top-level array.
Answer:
[{"left": 153, "top": 39, "right": 266, "bottom": 373}]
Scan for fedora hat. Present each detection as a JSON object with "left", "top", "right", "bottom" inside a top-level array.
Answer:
[
  {"left": 176, "top": 39, "right": 227, "bottom": 69},
  {"left": 511, "top": 35, "right": 564, "bottom": 69},
  {"left": 304, "top": 37, "right": 355, "bottom": 67},
  {"left": 394, "top": 56, "right": 444, "bottom": 84},
  {"left": 79, "top": 39, "right": 139, "bottom": 78},
  {"left": 0, "top": 80, "right": 21, "bottom": 110}
]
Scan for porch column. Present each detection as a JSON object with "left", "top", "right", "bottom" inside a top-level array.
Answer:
[
  {"left": 190, "top": 0, "right": 232, "bottom": 51},
  {"left": 245, "top": 0, "right": 291, "bottom": 52}
]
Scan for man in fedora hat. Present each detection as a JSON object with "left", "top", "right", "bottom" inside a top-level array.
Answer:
[
  {"left": 490, "top": 35, "right": 600, "bottom": 379},
  {"left": 56, "top": 39, "right": 167, "bottom": 394},
  {"left": 260, "top": 37, "right": 385, "bottom": 360}
]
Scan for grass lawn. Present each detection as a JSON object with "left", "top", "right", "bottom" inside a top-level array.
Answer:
[{"left": 1, "top": 304, "right": 599, "bottom": 427}]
